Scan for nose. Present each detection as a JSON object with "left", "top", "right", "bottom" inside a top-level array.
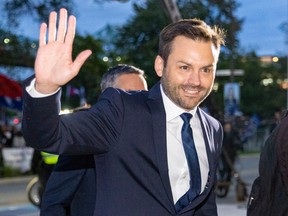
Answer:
[{"left": 187, "top": 71, "right": 200, "bottom": 86}]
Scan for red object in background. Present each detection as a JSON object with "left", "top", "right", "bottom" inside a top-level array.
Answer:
[
  {"left": 0, "top": 74, "right": 23, "bottom": 110},
  {"left": 0, "top": 74, "right": 22, "bottom": 98}
]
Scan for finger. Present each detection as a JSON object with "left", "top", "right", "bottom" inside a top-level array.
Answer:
[
  {"left": 39, "top": 23, "right": 47, "bottom": 47},
  {"left": 65, "top": 15, "right": 76, "bottom": 46},
  {"left": 56, "top": 8, "right": 68, "bottom": 42},
  {"left": 48, "top": 11, "right": 57, "bottom": 43},
  {"left": 71, "top": 50, "right": 92, "bottom": 74}
]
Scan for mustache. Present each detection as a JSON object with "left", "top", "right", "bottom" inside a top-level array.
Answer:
[{"left": 180, "top": 84, "right": 202, "bottom": 90}]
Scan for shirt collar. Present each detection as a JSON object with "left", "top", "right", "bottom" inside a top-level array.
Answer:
[{"left": 160, "top": 84, "right": 197, "bottom": 122}]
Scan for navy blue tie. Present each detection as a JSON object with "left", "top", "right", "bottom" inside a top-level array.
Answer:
[{"left": 175, "top": 113, "right": 201, "bottom": 212}]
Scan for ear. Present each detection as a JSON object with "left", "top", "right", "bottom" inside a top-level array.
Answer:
[{"left": 154, "top": 55, "right": 164, "bottom": 77}]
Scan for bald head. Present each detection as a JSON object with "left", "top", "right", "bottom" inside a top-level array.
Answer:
[{"left": 100, "top": 64, "right": 148, "bottom": 91}]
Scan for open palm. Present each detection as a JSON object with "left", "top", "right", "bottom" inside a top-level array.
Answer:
[{"left": 34, "top": 8, "right": 92, "bottom": 94}]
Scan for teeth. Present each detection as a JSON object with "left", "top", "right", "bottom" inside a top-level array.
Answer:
[{"left": 183, "top": 88, "right": 199, "bottom": 94}]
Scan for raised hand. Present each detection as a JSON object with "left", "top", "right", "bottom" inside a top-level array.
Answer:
[{"left": 34, "top": 8, "right": 92, "bottom": 94}]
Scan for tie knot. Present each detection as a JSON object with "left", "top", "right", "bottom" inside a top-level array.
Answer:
[{"left": 180, "top": 113, "right": 193, "bottom": 123}]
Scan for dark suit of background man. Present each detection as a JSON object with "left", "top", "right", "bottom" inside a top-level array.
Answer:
[
  {"left": 22, "top": 8, "right": 225, "bottom": 216},
  {"left": 41, "top": 64, "right": 148, "bottom": 216}
]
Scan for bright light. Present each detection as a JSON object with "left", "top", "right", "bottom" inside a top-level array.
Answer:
[
  {"left": 59, "top": 109, "right": 72, "bottom": 115},
  {"left": 272, "top": 57, "right": 279, "bottom": 62},
  {"left": 281, "top": 80, "right": 288, "bottom": 89},
  {"left": 213, "top": 82, "right": 219, "bottom": 91},
  {"left": 116, "top": 56, "right": 121, "bottom": 62},
  {"left": 13, "top": 118, "right": 20, "bottom": 124},
  {"left": 262, "top": 78, "right": 273, "bottom": 86},
  {"left": 31, "top": 43, "right": 36, "bottom": 49},
  {"left": 103, "top": 56, "right": 109, "bottom": 62},
  {"left": 4, "top": 38, "right": 10, "bottom": 44}
]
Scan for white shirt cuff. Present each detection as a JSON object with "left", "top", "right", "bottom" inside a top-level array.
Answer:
[{"left": 25, "top": 78, "right": 60, "bottom": 98}]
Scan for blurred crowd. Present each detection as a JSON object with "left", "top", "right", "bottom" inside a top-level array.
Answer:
[
  {"left": 0, "top": 121, "right": 26, "bottom": 173},
  {"left": 0, "top": 122, "right": 25, "bottom": 148}
]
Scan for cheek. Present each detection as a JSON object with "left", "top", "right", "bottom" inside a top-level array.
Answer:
[
  {"left": 200, "top": 74, "right": 214, "bottom": 85},
  {"left": 136, "top": 83, "right": 146, "bottom": 91},
  {"left": 164, "top": 68, "right": 182, "bottom": 82}
]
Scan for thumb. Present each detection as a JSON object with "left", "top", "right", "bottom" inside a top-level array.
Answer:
[{"left": 71, "top": 49, "right": 92, "bottom": 73}]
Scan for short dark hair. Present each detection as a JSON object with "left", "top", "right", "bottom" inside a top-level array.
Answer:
[
  {"left": 100, "top": 64, "right": 145, "bottom": 92},
  {"left": 158, "top": 18, "right": 226, "bottom": 66}
]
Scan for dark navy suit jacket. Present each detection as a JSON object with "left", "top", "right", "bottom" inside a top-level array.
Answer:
[
  {"left": 22, "top": 80, "right": 223, "bottom": 216},
  {"left": 41, "top": 155, "right": 96, "bottom": 216}
]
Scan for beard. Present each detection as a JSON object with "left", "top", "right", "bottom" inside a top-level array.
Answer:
[{"left": 161, "top": 72, "right": 212, "bottom": 111}]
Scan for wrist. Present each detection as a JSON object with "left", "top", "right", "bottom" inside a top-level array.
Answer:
[{"left": 35, "top": 82, "right": 60, "bottom": 94}]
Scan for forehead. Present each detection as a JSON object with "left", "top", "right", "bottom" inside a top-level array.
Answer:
[
  {"left": 115, "top": 73, "right": 147, "bottom": 91},
  {"left": 169, "top": 36, "right": 219, "bottom": 64}
]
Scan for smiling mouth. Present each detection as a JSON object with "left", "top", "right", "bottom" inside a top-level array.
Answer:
[{"left": 182, "top": 87, "right": 201, "bottom": 96}]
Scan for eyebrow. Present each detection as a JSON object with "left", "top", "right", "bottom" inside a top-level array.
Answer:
[
  {"left": 177, "top": 61, "right": 215, "bottom": 69},
  {"left": 201, "top": 64, "right": 215, "bottom": 69}
]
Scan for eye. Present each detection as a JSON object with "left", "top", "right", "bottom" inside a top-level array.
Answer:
[
  {"left": 179, "top": 65, "right": 189, "bottom": 71},
  {"left": 201, "top": 67, "right": 213, "bottom": 73}
]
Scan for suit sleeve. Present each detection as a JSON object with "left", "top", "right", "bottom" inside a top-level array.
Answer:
[
  {"left": 22, "top": 76, "right": 124, "bottom": 155},
  {"left": 41, "top": 155, "right": 95, "bottom": 215}
]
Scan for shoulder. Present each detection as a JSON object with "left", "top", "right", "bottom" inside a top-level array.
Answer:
[
  {"left": 100, "top": 87, "right": 148, "bottom": 100},
  {"left": 198, "top": 108, "right": 222, "bottom": 130},
  {"left": 98, "top": 87, "right": 149, "bottom": 108}
]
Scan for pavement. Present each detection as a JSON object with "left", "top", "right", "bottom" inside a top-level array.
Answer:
[
  {"left": 218, "top": 203, "right": 247, "bottom": 216},
  {"left": 215, "top": 153, "right": 259, "bottom": 216}
]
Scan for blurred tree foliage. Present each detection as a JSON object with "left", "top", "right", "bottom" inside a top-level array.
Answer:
[
  {"left": 0, "top": 29, "right": 36, "bottom": 67},
  {"left": 216, "top": 52, "right": 286, "bottom": 118},
  {"left": 101, "top": 0, "right": 243, "bottom": 85},
  {"left": 1, "top": 0, "right": 286, "bottom": 118},
  {"left": 100, "top": 0, "right": 244, "bottom": 117},
  {"left": 1, "top": 1, "right": 109, "bottom": 108},
  {"left": 101, "top": 0, "right": 168, "bottom": 86},
  {"left": 239, "top": 54, "right": 286, "bottom": 116},
  {"left": 65, "top": 35, "right": 109, "bottom": 108},
  {"left": 2, "top": 0, "right": 74, "bottom": 28},
  {"left": 100, "top": 0, "right": 286, "bottom": 118}
]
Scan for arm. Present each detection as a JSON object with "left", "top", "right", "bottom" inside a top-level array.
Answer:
[
  {"left": 22, "top": 83, "right": 124, "bottom": 155},
  {"left": 21, "top": 8, "right": 122, "bottom": 155},
  {"left": 41, "top": 155, "right": 95, "bottom": 215}
]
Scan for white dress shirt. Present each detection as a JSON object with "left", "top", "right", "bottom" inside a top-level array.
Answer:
[{"left": 160, "top": 85, "right": 209, "bottom": 203}]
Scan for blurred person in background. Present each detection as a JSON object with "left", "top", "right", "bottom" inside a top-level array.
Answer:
[
  {"left": 1, "top": 123, "right": 15, "bottom": 148},
  {"left": 41, "top": 64, "right": 148, "bottom": 216},
  {"left": 247, "top": 110, "right": 288, "bottom": 215},
  {"left": 269, "top": 108, "right": 282, "bottom": 133},
  {"left": 218, "top": 121, "right": 241, "bottom": 182},
  {"left": 30, "top": 150, "right": 58, "bottom": 206}
]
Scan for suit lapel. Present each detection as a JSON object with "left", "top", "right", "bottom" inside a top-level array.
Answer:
[
  {"left": 197, "top": 109, "right": 214, "bottom": 168},
  {"left": 197, "top": 109, "right": 218, "bottom": 192},
  {"left": 147, "top": 83, "right": 175, "bottom": 213}
]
